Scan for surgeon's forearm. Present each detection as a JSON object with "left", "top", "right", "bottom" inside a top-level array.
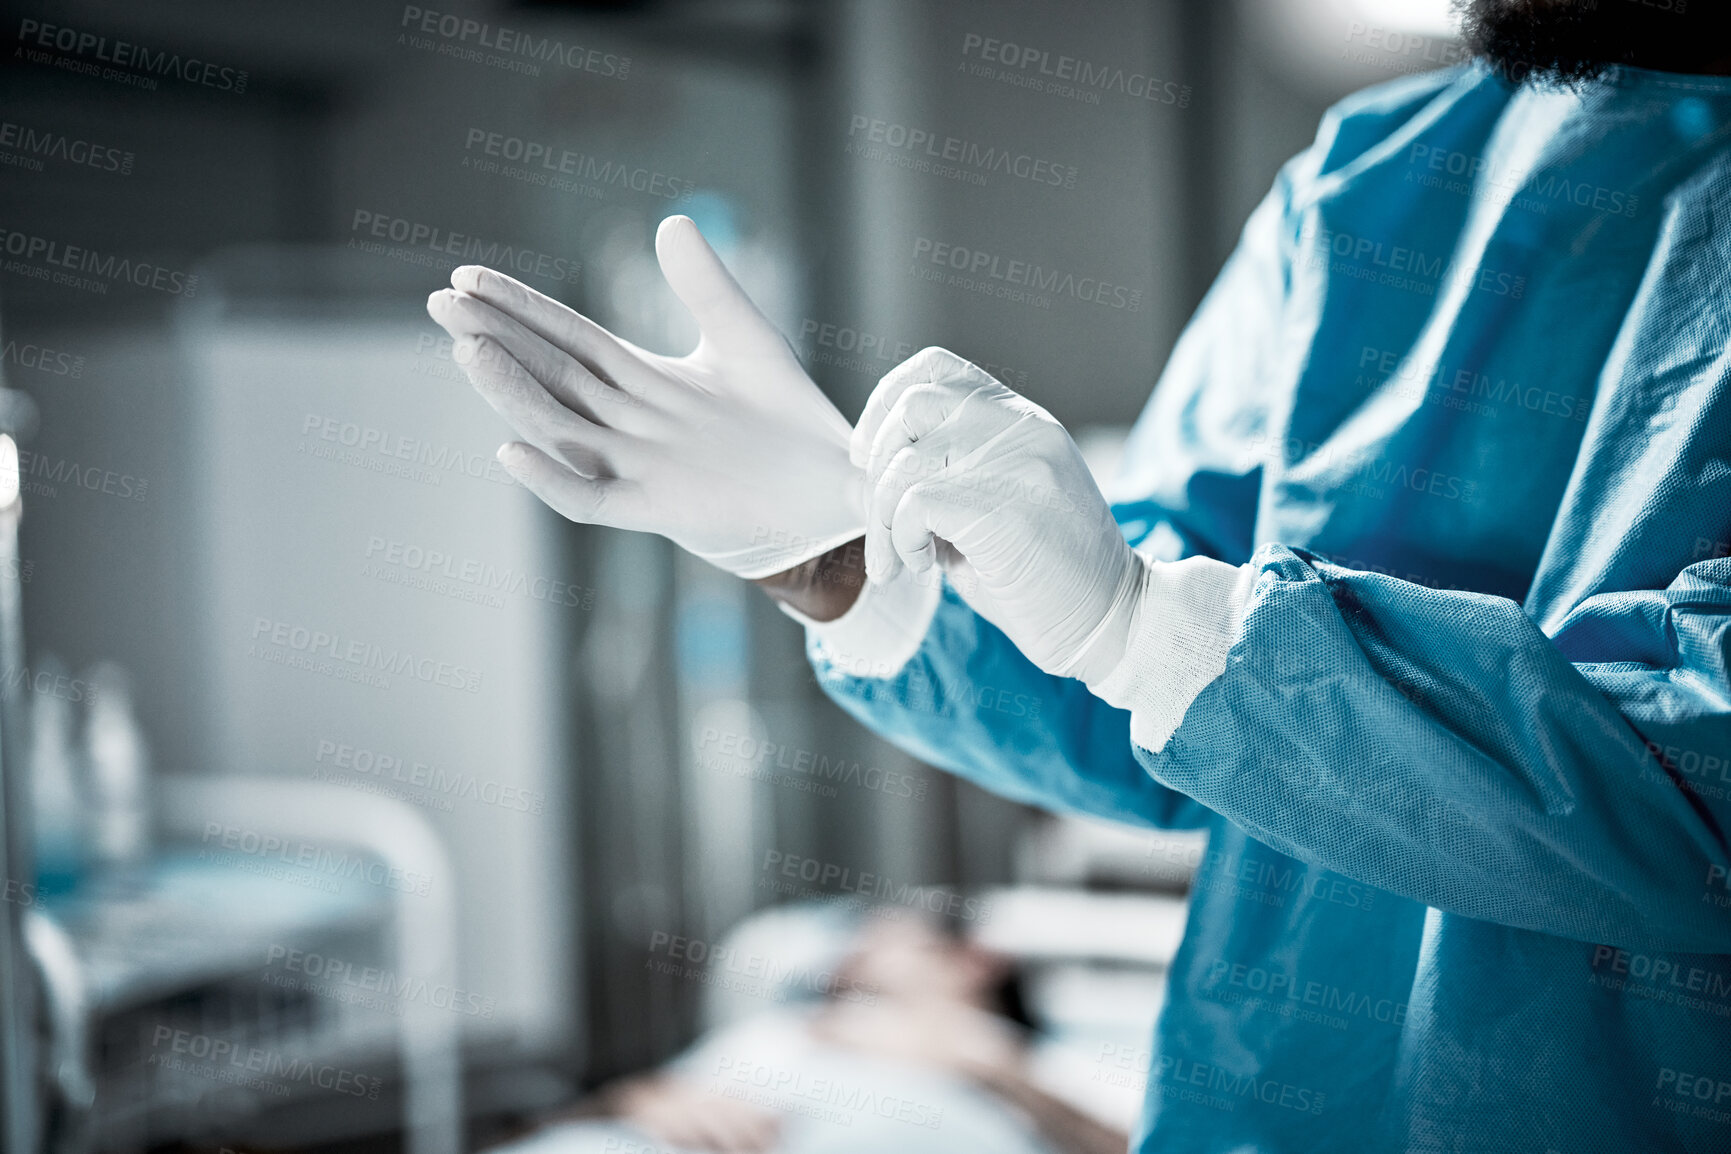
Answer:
[{"left": 751, "top": 536, "right": 867, "bottom": 622}]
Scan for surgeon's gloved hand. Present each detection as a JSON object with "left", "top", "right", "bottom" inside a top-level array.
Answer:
[
  {"left": 425, "top": 215, "right": 864, "bottom": 580},
  {"left": 853, "top": 347, "right": 1146, "bottom": 685}
]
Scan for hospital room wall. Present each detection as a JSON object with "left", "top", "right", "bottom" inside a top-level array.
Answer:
[{"left": 807, "top": 0, "right": 1341, "bottom": 431}]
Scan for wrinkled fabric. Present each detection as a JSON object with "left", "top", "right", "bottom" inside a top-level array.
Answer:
[{"left": 810, "top": 61, "right": 1731, "bottom": 1152}]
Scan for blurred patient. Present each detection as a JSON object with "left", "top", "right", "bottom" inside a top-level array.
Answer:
[{"left": 491, "top": 912, "right": 1126, "bottom": 1154}]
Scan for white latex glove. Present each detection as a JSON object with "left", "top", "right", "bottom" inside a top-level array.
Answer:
[
  {"left": 425, "top": 215, "right": 864, "bottom": 579},
  {"left": 853, "top": 347, "right": 1145, "bottom": 684}
]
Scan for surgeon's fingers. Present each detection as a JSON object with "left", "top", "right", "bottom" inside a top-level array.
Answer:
[
  {"left": 863, "top": 379, "right": 970, "bottom": 489},
  {"left": 863, "top": 433, "right": 940, "bottom": 585},
  {"left": 654, "top": 215, "right": 781, "bottom": 356},
  {"left": 497, "top": 442, "right": 641, "bottom": 530},
  {"left": 851, "top": 346, "right": 984, "bottom": 468},
  {"left": 865, "top": 420, "right": 951, "bottom": 584},
  {"left": 863, "top": 470, "right": 901, "bottom": 586},
  {"left": 429, "top": 289, "right": 634, "bottom": 426},
  {"left": 448, "top": 265, "right": 649, "bottom": 389},
  {"left": 461, "top": 335, "right": 619, "bottom": 476},
  {"left": 888, "top": 478, "right": 975, "bottom": 582}
]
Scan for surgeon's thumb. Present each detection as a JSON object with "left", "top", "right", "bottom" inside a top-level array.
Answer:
[{"left": 655, "top": 215, "right": 770, "bottom": 350}]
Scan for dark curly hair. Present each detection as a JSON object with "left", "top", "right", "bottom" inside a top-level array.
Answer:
[{"left": 1456, "top": 0, "right": 1731, "bottom": 85}]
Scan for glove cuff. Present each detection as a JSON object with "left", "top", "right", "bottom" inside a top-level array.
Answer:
[
  {"left": 1054, "top": 547, "right": 1149, "bottom": 686},
  {"left": 696, "top": 460, "right": 869, "bottom": 580},
  {"left": 1086, "top": 555, "right": 1258, "bottom": 753},
  {"left": 782, "top": 563, "right": 944, "bottom": 680},
  {"left": 703, "top": 522, "right": 869, "bottom": 582}
]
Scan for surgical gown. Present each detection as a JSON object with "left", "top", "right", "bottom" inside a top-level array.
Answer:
[{"left": 806, "top": 61, "right": 1731, "bottom": 1152}]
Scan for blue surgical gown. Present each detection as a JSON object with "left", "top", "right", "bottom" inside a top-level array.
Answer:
[{"left": 809, "top": 62, "right": 1731, "bottom": 1152}]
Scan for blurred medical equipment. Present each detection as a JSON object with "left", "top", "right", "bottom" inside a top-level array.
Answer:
[
  {"left": 81, "top": 666, "right": 150, "bottom": 871},
  {"left": 28, "top": 657, "right": 84, "bottom": 897},
  {"left": 0, "top": 289, "right": 469, "bottom": 1152},
  {"left": 25, "top": 776, "right": 460, "bottom": 1154},
  {"left": 26, "top": 661, "right": 156, "bottom": 897}
]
